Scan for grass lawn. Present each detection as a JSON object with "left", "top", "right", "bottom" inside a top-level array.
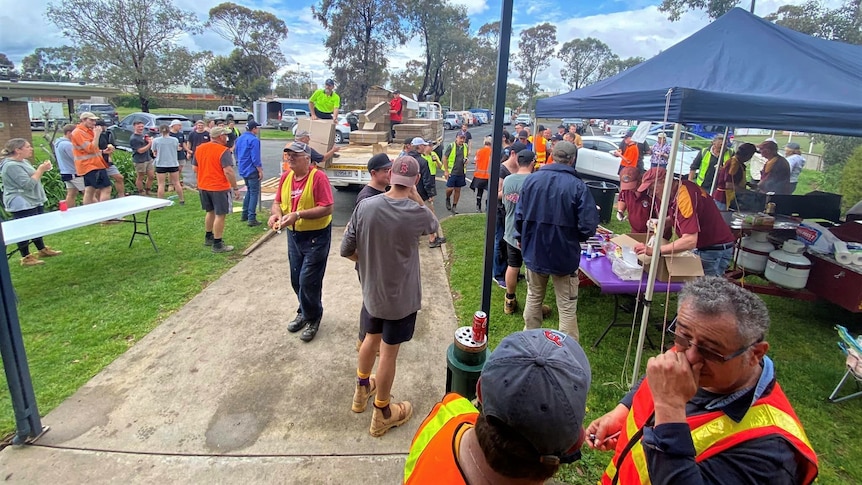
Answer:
[
  {"left": 259, "top": 129, "right": 296, "bottom": 141},
  {"left": 735, "top": 134, "right": 824, "bottom": 156},
  {"left": 0, "top": 191, "right": 268, "bottom": 436},
  {"left": 441, "top": 213, "right": 862, "bottom": 484}
]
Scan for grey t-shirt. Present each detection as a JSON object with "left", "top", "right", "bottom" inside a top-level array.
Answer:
[
  {"left": 502, "top": 173, "right": 529, "bottom": 247},
  {"left": 340, "top": 194, "right": 438, "bottom": 320},
  {"left": 151, "top": 135, "right": 179, "bottom": 168},
  {"left": 130, "top": 133, "right": 152, "bottom": 163}
]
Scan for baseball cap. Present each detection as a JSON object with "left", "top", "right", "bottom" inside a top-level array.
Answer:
[
  {"left": 79, "top": 111, "right": 99, "bottom": 121},
  {"left": 479, "top": 329, "right": 591, "bottom": 464},
  {"left": 623, "top": 130, "right": 634, "bottom": 138},
  {"left": 518, "top": 130, "right": 529, "bottom": 138},
  {"left": 246, "top": 120, "right": 261, "bottom": 130},
  {"left": 295, "top": 130, "right": 310, "bottom": 138},
  {"left": 785, "top": 142, "right": 801, "bottom": 150},
  {"left": 393, "top": 89, "right": 400, "bottom": 94},
  {"left": 517, "top": 150, "right": 536, "bottom": 164},
  {"left": 367, "top": 153, "right": 392, "bottom": 172},
  {"left": 169, "top": 120, "right": 182, "bottom": 127},
  {"left": 656, "top": 131, "right": 667, "bottom": 138},
  {"left": 619, "top": 167, "right": 641, "bottom": 190},
  {"left": 550, "top": 134, "right": 563, "bottom": 141},
  {"left": 325, "top": 79, "right": 335, "bottom": 86},
  {"left": 285, "top": 141, "right": 311, "bottom": 154},
  {"left": 209, "top": 126, "right": 230, "bottom": 138},
  {"left": 756, "top": 138, "right": 778, "bottom": 153},
  {"left": 509, "top": 141, "right": 527, "bottom": 154},
  {"left": 389, "top": 155, "right": 419, "bottom": 187},
  {"left": 637, "top": 167, "right": 668, "bottom": 193},
  {"left": 411, "top": 137, "right": 430, "bottom": 146},
  {"left": 552, "top": 141, "right": 577, "bottom": 162}
]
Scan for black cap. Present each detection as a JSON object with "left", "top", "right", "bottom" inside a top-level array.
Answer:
[
  {"left": 518, "top": 150, "right": 536, "bottom": 164},
  {"left": 509, "top": 141, "right": 527, "bottom": 154},
  {"left": 367, "top": 153, "right": 392, "bottom": 172},
  {"left": 325, "top": 79, "right": 335, "bottom": 86}
]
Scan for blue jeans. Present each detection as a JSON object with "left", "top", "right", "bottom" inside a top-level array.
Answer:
[
  {"left": 287, "top": 225, "right": 331, "bottom": 322},
  {"left": 242, "top": 173, "right": 260, "bottom": 221},
  {"left": 695, "top": 247, "right": 734, "bottom": 276},
  {"left": 493, "top": 209, "right": 506, "bottom": 280}
]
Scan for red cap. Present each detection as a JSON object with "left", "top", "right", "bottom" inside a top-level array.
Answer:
[
  {"left": 619, "top": 167, "right": 641, "bottom": 191},
  {"left": 637, "top": 167, "right": 667, "bottom": 193}
]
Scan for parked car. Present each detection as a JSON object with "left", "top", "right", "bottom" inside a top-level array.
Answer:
[
  {"left": 472, "top": 112, "right": 488, "bottom": 125},
  {"left": 443, "top": 112, "right": 463, "bottom": 130},
  {"left": 575, "top": 135, "right": 698, "bottom": 182},
  {"left": 278, "top": 109, "right": 309, "bottom": 131},
  {"left": 110, "top": 113, "right": 193, "bottom": 150},
  {"left": 291, "top": 115, "right": 350, "bottom": 144},
  {"left": 561, "top": 118, "right": 586, "bottom": 134},
  {"left": 515, "top": 114, "right": 532, "bottom": 126},
  {"left": 204, "top": 105, "right": 253, "bottom": 122},
  {"left": 77, "top": 103, "right": 119, "bottom": 125}
]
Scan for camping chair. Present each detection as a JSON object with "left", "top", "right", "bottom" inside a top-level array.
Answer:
[{"left": 828, "top": 325, "right": 862, "bottom": 403}]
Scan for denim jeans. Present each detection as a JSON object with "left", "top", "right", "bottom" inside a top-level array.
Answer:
[
  {"left": 492, "top": 209, "right": 506, "bottom": 280},
  {"left": 287, "top": 225, "right": 331, "bottom": 322},
  {"left": 242, "top": 173, "right": 261, "bottom": 222},
  {"left": 695, "top": 247, "right": 734, "bottom": 276}
]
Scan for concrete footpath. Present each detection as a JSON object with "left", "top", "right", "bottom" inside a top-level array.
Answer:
[{"left": 0, "top": 229, "right": 459, "bottom": 483}]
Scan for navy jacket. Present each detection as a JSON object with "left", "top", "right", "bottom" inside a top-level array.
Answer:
[{"left": 514, "top": 163, "right": 599, "bottom": 275}]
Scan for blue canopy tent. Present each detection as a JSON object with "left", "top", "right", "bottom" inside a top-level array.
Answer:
[{"left": 536, "top": 8, "right": 862, "bottom": 137}]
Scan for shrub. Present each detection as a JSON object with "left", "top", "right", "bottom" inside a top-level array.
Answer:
[{"left": 839, "top": 146, "right": 862, "bottom": 213}]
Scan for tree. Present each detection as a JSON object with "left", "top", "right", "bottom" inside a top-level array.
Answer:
[
  {"left": 275, "top": 70, "right": 315, "bottom": 98},
  {"left": 659, "top": 0, "right": 740, "bottom": 21},
  {"left": 557, "top": 38, "right": 616, "bottom": 90},
  {"left": 206, "top": 50, "right": 274, "bottom": 105},
  {"left": 765, "top": 0, "right": 861, "bottom": 45},
  {"left": 505, "top": 83, "right": 526, "bottom": 110},
  {"left": 46, "top": 0, "right": 199, "bottom": 112},
  {"left": 600, "top": 56, "right": 646, "bottom": 78},
  {"left": 205, "top": 3, "right": 289, "bottom": 74},
  {"left": 514, "top": 23, "right": 557, "bottom": 113},
  {"left": 313, "top": 0, "right": 406, "bottom": 109},
  {"left": 389, "top": 60, "right": 426, "bottom": 97},
  {"left": 840, "top": 146, "right": 862, "bottom": 213},
  {"left": 20, "top": 46, "right": 81, "bottom": 82}
]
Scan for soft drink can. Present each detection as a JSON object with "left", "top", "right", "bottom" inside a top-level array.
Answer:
[
  {"left": 472, "top": 311, "right": 487, "bottom": 342},
  {"left": 58, "top": 200, "right": 68, "bottom": 212}
]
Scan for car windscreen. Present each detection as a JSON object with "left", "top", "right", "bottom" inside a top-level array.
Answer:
[
  {"left": 155, "top": 118, "right": 193, "bottom": 131},
  {"left": 90, "top": 105, "right": 115, "bottom": 113}
]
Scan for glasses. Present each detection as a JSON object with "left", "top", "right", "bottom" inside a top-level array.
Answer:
[{"left": 666, "top": 318, "right": 761, "bottom": 363}]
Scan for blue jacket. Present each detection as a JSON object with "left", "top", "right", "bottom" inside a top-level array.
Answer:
[
  {"left": 514, "top": 163, "right": 599, "bottom": 275},
  {"left": 235, "top": 131, "right": 261, "bottom": 178}
]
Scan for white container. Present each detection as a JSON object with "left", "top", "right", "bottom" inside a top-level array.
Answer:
[
  {"left": 765, "top": 240, "right": 811, "bottom": 290},
  {"left": 737, "top": 231, "right": 774, "bottom": 273}
]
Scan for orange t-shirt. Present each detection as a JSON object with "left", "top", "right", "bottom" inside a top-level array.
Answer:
[
  {"left": 194, "top": 142, "right": 231, "bottom": 191},
  {"left": 619, "top": 143, "right": 639, "bottom": 169}
]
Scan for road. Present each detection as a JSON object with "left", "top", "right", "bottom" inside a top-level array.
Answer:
[{"left": 180, "top": 122, "right": 600, "bottom": 226}]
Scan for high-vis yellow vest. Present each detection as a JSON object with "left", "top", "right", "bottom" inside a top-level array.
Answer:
[{"left": 280, "top": 167, "right": 332, "bottom": 231}]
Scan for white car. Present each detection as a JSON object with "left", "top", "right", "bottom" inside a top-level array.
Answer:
[
  {"left": 575, "top": 135, "right": 696, "bottom": 183},
  {"left": 515, "top": 114, "right": 532, "bottom": 126},
  {"left": 292, "top": 115, "right": 351, "bottom": 144}
]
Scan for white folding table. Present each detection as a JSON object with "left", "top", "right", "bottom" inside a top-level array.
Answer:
[{"left": 2, "top": 196, "right": 172, "bottom": 253}]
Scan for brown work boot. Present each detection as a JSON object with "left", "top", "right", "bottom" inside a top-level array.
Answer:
[
  {"left": 38, "top": 247, "right": 62, "bottom": 257},
  {"left": 542, "top": 304, "right": 552, "bottom": 319},
  {"left": 370, "top": 400, "right": 413, "bottom": 437},
  {"left": 352, "top": 376, "right": 377, "bottom": 413},
  {"left": 504, "top": 296, "right": 518, "bottom": 315},
  {"left": 20, "top": 254, "right": 44, "bottom": 266}
]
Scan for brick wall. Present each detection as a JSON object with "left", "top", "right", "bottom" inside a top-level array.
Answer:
[{"left": 0, "top": 101, "right": 33, "bottom": 149}]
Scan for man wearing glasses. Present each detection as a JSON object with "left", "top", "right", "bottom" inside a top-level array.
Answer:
[
  {"left": 269, "top": 141, "right": 334, "bottom": 343},
  {"left": 587, "top": 277, "right": 818, "bottom": 485},
  {"left": 192, "top": 126, "right": 240, "bottom": 253}
]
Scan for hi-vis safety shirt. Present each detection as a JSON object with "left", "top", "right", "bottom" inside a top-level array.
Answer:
[
  {"left": 70, "top": 124, "right": 106, "bottom": 176},
  {"left": 404, "top": 393, "right": 477, "bottom": 484},
  {"left": 601, "top": 378, "right": 818, "bottom": 485},
  {"left": 280, "top": 167, "right": 332, "bottom": 231}
]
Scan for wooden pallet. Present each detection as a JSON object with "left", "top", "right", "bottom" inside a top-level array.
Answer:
[{"left": 261, "top": 176, "right": 282, "bottom": 194}]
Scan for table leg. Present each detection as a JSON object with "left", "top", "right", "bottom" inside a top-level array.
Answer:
[
  {"left": 128, "top": 210, "right": 159, "bottom": 252},
  {"left": 592, "top": 295, "right": 657, "bottom": 349}
]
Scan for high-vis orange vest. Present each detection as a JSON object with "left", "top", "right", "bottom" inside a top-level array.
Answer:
[
  {"left": 474, "top": 147, "right": 490, "bottom": 180},
  {"left": 601, "top": 379, "right": 819, "bottom": 485},
  {"left": 535, "top": 136, "right": 547, "bottom": 164},
  {"left": 70, "top": 124, "right": 106, "bottom": 176},
  {"left": 404, "top": 393, "right": 477, "bottom": 484}
]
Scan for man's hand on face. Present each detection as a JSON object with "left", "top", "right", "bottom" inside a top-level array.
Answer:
[{"left": 647, "top": 349, "right": 703, "bottom": 424}]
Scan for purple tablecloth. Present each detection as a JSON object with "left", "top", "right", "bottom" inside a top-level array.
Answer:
[{"left": 579, "top": 254, "right": 684, "bottom": 294}]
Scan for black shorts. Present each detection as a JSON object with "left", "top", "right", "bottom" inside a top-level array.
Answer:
[
  {"left": 199, "top": 189, "right": 232, "bottom": 215},
  {"left": 313, "top": 109, "right": 334, "bottom": 120},
  {"left": 365, "top": 311, "right": 417, "bottom": 345},
  {"left": 83, "top": 169, "right": 111, "bottom": 189},
  {"left": 155, "top": 166, "right": 180, "bottom": 174},
  {"left": 506, "top": 241, "right": 523, "bottom": 268}
]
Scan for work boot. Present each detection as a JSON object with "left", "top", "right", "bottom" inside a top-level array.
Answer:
[
  {"left": 204, "top": 235, "right": 214, "bottom": 247},
  {"left": 300, "top": 319, "right": 320, "bottom": 342},
  {"left": 352, "top": 376, "right": 377, "bottom": 413},
  {"left": 38, "top": 247, "right": 62, "bottom": 257},
  {"left": 445, "top": 196, "right": 452, "bottom": 210},
  {"left": 429, "top": 236, "right": 445, "bottom": 248},
  {"left": 212, "top": 242, "right": 234, "bottom": 253},
  {"left": 542, "top": 304, "right": 552, "bottom": 319},
  {"left": 20, "top": 254, "right": 44, "bottom": 266},
  {"left": 504, "top": 296, "right": 518, "bottom": 315},
  {"left": 247, "top": 220, "right": 261, "bottom": 227},
  {"left": 370, "top": 400, "right": 413, "bottom": 437},
  {"left": 240, "top": 214, "right": 248, "bottom": 222},
  {"left": 287, "top": 312, "right": 305, "bottom": 333}
]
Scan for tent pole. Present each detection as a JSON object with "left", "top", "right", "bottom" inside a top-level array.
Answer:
[{"left": 631, "top": 123, "right": 683, "bottom": 387}]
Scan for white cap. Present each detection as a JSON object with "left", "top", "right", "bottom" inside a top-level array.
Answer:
[
  {"left": 411, "top": 137, "right": 430, "bottom": 146},
  {"left": 169, "top": 120, "right": 182, "bottom": 127}
]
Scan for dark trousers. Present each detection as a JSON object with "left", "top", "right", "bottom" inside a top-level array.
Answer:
[
  {"left": 287, "top": 225, "right": 331, "bottom": 322},
  {"left": 313, "top": 109, "right": 333, "bottom": 120},
  {"left": 12, "top": 206, "right": 46, "bottom": 256},
  {"left": 493, "top": 209, "right": 506, "bottom": 280}
]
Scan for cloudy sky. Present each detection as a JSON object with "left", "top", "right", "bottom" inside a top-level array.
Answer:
[{"left": 0, "top": 0, "right": 830, "bottom": 93}]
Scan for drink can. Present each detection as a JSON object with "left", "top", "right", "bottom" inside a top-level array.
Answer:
[
  {"left": 58, "top": 200, "right": 68, "bottom": 212},
  {"left": 472, "top": 311, "right": 487, "bottom": 342}
]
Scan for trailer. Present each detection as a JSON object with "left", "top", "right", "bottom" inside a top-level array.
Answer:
[
  {"left": 28, "top": 101, "right": 65, "bottom": 130},
  {"left": 253, "top": 98, "right": 310, "bottom": 128}
]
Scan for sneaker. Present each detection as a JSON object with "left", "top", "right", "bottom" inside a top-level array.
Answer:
[
  {"left": 451, "top": 204, "right": 458, "bottom": 214},
  {"left": 429, "top": 237, "right": 444, "bottom": 248},
  {"left": 247, "top": 220, "right": 261, "bottom": 227},
  {"left": 494, "top": 278, "right": 507, "bottom": 289},
  {"left": 542, "top": 304, "right": 552, "bottom": 319},
  {"left": 38, "top": 247, "right": 62, "bottom": 257},
  {"left": 20, "top": 254, "right": 44, "bottom": 266},
  {"left": 212, "top": 243, "right": 235, "bottom": 253},
  {"left": 504, "top": 296, "right": 518, "bottom": 315},
  {"left": 179, "top": 200, "right": 185, "bottom": 206},
  {"left": 287, "top": 313, "right": 305, "bottom": 333},
  {"left": 435, "top": 236, "right": 447, "bottom": 244},
  {"left": 240, "top": 215, "right": 248, "bottom": 222},
  {"left": 445, "top": 197, "right": 452, "bottom": 210},
  {"left": 300, "top": 319, "right": 320, "bottom": 342},
  {"left": 370, "top": 400, "right": 413, "bottom": 437},
  {"left": 204, "top": 236, "right": 214, "bottom": 247},
  {"left": 352, "top": 376, "right": 377, "bottom": 413}
]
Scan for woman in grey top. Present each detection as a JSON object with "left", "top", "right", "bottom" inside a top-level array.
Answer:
[
  {"left": 150, "top": 124, "right": 184, "bottom": 203},
  {"left": 0, "top": 138, "right": 63, "bottom": 266}
]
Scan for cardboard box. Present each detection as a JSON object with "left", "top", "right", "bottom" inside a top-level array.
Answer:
[
  {"left": 295, "top": 118, "right": 336, "bottom": 167},
  {"left": 611, "top": 233, "right": 704, "bottom": 282}
]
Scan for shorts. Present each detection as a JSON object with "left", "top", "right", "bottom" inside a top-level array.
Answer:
[
  {"left": 446, "top": 174, "right": 466, "bottom": 188},
  {"left": 83, "top": 169, "right": 112, "bottom": 189},
  {"left": 506, "top": 241, "right": 523, "bottom": 268},
  {"left": 62, "top": 174, "right": 86, "bottom": 191},
  {"left": 470, "top": 177, "right": 489, "bottom": 191},
  {"left": 365, "top": 311, "right": 417, "bottom": 345},
  {"left": 134, "top": 161, "right": 155, "bottom": 173},
  {"left": 106, "top": 164, "right": 121, "bottom": 176},
  {"left": 200, "top": 189, "right": 232, "bottom": 215},
  {"left": 155, "top": 166, "right": 180, "bottom": 174}
]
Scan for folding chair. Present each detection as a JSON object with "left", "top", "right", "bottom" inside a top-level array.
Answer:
[{"left": 828, "top": 325, "right": 862, "bottom": 403}]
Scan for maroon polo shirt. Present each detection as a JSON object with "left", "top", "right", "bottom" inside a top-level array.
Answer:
[{"left": 672, "top": 180, "right": 735, "bottom": 248}]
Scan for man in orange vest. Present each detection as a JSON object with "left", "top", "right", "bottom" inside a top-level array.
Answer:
[
  {"left": 469, "top": 136, "right": 491, "bottom": 212},
  {"left": 587, "top": 276, "right": 819, "bottom": 485},
  {"left": 403, "top": 329, "right": 591, "bottom": 484},
  {"left": 193, "top": 126, "right": 241, "bottom": 253}
]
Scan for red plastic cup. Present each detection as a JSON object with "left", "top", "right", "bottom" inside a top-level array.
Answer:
[{"left": 58, "top": 200, "right": 68, "bottom": 211}]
